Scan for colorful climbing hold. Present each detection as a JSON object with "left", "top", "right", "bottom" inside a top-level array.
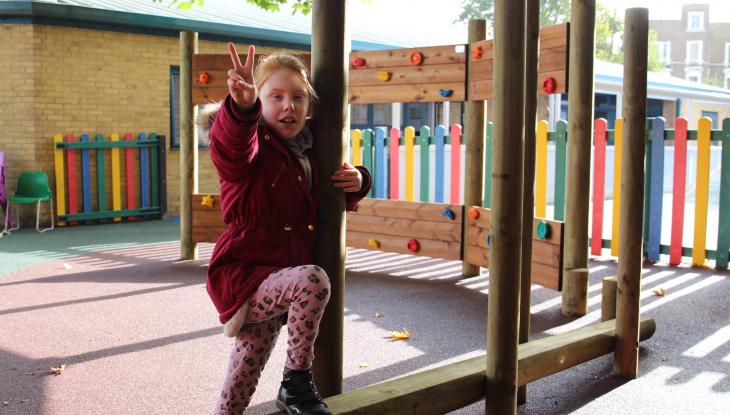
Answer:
[
  {"left": 468, "top": 207, "right": 480, "bottom": 219},
  {"left": 536, "top": 220, "right": 551, "bottom": 240},
  {"left": 543, "top": 77, "right": 557, "bottom": 94},
  {"left": 409, "top": 51, "right": 424, "bottom": 66},
  {"left": 486, "top": 234, "right": 491, "bottom": 247},
  {"left": 351, "top": 57, "right": 366, "bottom": 68},
  {"left": 201, "top": 194, "right": 215, "bottom": 208},
  {"left": 407, "top": 239, "right": 420, "bottom": 253},
  {"left": 198, "top": 72, "right": 210, "bottom": 84},
  {"left": 441, "top": 208, "right": 456, "bottom": 220},
  {"left": 368, "top": 239, "right": 380, "bottom": 248},
  {"left": 439, "top": 89, "right": 453, "bottom": 97},
  {"left": 472, "top": 45, "right": 483, "bottom": 60},
  {"left": 377, "top": 71, "right": 392, "bottom": 82}
]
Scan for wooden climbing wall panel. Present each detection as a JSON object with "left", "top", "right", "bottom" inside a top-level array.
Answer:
[
  {"left": 345, "top": 198, "right": 463, "bottom": 259},
  {"left": 468, "top": 22, "right": 569, "bottom": 101},
  {"left": 192, "top": 194, "right": 225, "bottom": 243},
  {"left": 465, "top": 206, "right": 564, "bottom": 290},
  {"left": 191, "top": 54, "right": 312, "bottom": 105},
  {"left": 348, "top": 45, "right": 467, "bottom": 104}
]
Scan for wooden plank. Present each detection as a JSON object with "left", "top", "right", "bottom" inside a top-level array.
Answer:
[
  {"left": 267, "top": 317, "right": 654, "bottom": 415},
  {"left": 450, "top": 124, "right": 462, "bottom": 204},
  {"left": 647, "top": 117, "right": 665, "bottom": 261},
  {"left": 124, "top": 132, "right": 137, "bottom": 220},
  {"left": 418, "top": 126, "right": 430, "bottom": 202},
  {"left": 65, "top": 134, "right": 78, "bottom": 224},
  {"left": 717, "top": 118, "right": 730, "bottom": 269},
  {"left": 435, "top": 125, "right": 447, "bottom": 202},
  {"left": 537, "top": 46, "right": 568, "bottom": 72},
  {"left": 351, "top": 129, "right": 362, "bottom": 166},
  {"left": 139, "top": 133, "right": 150, "bottom": 211},
  {"left": 192, "top": 210, "right": 225, "bottom": 227},
  {"left": 591, "top": 119, "right": 607, "bottom": 256},
  {"left": 80, "top": 134, "right": 92, "bottom": 223},
  {"left": 405, "top": 127, "right": 415, "bottom": 201},
  {"left": 535, "top": 121, "right": 548, "bottom": 217},
  {"left": 389, "top": 128, "right": 400, "bottom": 200},
  {"left": 531, "top": 262, "right": 560, "bottom": 291},
  {"left": 111, "top": 133, "right": 122, "bottom": 222},
  {"left": 192, "top": 226, "right": 226, "bottom": 244},
  {"left": 193, "top": 53, "right": 310, "bottom": 71},
  {"left": 467, "top": 226, "right": 561, "bottom": 267},
  {"left": 611, "top": 118, "right": 624, "bottom": 256},
  {"left": 374, "top": 127, "right": 388, "bottom": 198},
  {"left": 692, "top": 117, "right": 711, "bottom": 266},
  {"left": 349, "top": 63, "right": 465, "bottom": 87},
  {"left": 539, "top": 23, "right": 569, "bottom": 49},
  {"left": 670, "top": 118, "right": 688, "bottom": 265},
  {"left": 354, "top": 199, "right": 463, "bottom": 223},
  {"left": 470, "top": 70, "right": 566, "bottom": 100},
  {"left": 350, "top": 45, "right": 466, "bottom": 69},
  {"left": 468, "top": 58, "right": 493, "bottom": 81},
  {"left": 193, "top": 86, "right": 228, "bottom": 105},
  {"left": 469, "top": 208, "right": 563, "bottom": 246},
  {"left": 465, "top": 244, "right": 489, "bottom": 268},
  {"left": 346, "top": 230, "right": 461, "bottom": 260},
  {"left": 362, "top": 129, "right": 374, "bottom": 198},
  {"left": 95, "top": 134, "right": 106, "bottom": 213},
  {"left": 53, "top": 134, "right": 67, "bottom": 226},
  {"left": 347, "top": 213, "right": 461, "bottom": 241},
  {"left": 601, "top": 276, "right": 617, "bottom": 321},
  {"left": 349, "top": 82, "right": 465, "bottom": 104}
]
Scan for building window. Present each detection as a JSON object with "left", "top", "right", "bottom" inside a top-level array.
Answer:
[
  {"left": 685, "top": 66, "right": 702, "bottom": 83},
  {"left": 725, "top": 72, "right": 730, "bottom": 89},
  {"left": 686, "top": 41, "right": 703, "bottom": 64},
  {"left": 725, "top": 43, "right": 730, "bottom": 66},
  {"left": 169, "top": 66, "right": 208, "bottom": 150},
  {"left": 687, "top": 11, "right": 704, "bottom": 32},
  {"left": 701, "top": 111, "right": 718, "bottom": 128},
  {"left": 657, "top": 41, "right": 671, "bottom": 65}
]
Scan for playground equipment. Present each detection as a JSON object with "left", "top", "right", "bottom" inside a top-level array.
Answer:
[
  {"left": 178, "top": 1, "right": 655, "bottom": 412},
  {"left": 52, "top": 133, "right": 166, "bottom": 225}
]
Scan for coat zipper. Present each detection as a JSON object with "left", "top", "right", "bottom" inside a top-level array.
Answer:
[{"left": 271, "top": 161, "right": 287, "bottom": 188}]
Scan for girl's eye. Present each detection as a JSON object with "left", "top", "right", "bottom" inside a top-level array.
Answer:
[
  {"left": 272, "top": 94, "right": 283, "bottom": 100},
  {"left": 294, "top": 95, "right": 305, "bottom": 101}
]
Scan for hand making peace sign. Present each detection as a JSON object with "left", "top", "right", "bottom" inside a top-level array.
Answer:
[{"left": 227, "top": 42, "right": 257, "bottom": 111}]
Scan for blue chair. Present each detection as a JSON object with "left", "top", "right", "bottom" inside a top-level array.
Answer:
[{"left": 3, "top": 171, "right": 54, "bottom": 235}]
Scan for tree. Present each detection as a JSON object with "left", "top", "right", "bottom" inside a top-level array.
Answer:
[
  {"left": 457, "top": 0, "right": 662, "bottom": 71},
  {"left": 153, "top": 0, "right": 313, "bottom": 14}
]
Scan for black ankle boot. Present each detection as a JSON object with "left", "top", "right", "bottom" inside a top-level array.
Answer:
[{"left": 276, "top": 369, "right": 332, "bottom": 415}]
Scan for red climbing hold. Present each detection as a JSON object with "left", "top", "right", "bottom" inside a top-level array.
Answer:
[
  {"left": 407, "top": 239, "right": 420, "bottom": 253},
  {"left": 543, "top": 77, "right": 557, "bottom": 94}
]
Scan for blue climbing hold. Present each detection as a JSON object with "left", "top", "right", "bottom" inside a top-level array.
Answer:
[
  {"left": 439, "top": 89, "right": 453, "bottom": 97},
  {"left": 441, "top": 208, "right": 456, "bottom": 220},
  {"left": 536, "top": 220, "right": 551, "bottom": 240},
  {"left": 486, "top": 233, "right": 491, "bottom": 247}
]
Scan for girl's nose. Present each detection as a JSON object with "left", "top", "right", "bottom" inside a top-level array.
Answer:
[{"left": 284, "top": 99, "right": 295, "bottom": 111}]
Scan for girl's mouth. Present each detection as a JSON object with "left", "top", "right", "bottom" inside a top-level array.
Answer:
[{"left": 279, "top": 117, "right": 296, "bottom": 124}]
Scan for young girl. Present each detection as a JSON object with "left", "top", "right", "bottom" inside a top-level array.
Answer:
[{"left": 205, "top": 43, "right": 371, "bottom": 415}]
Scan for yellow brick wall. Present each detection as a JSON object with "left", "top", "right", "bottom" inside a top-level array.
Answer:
[
  {"left": 0, "top": 25, "right": 39, "bottom": 222},
  {"left": 0, "top": 24, "right": 291, "bottom": 224}
]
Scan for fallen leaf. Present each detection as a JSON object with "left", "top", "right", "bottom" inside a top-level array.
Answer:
[
  {"left": 358, "top": 362, "right": 370, "bottom": 368},
  {"left": 3, "top": 401, "right": 9, "bottom": 406},
  {"left": 652, "top": 288, "right": 666, "bottom": 297},
  {"left": 63, "top": 263, "right": 72, "bottom": 269},
  {"left": 386, "top": 329, "right": 410, "bottom": 341},
  {"left": 374, "top": 312, "right": 384, "bottom": 318},
  {"left": 50, "top": 364, "right": 66, "bottom": 376}
]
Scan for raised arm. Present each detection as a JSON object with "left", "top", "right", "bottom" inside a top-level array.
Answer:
[{"left": 209, "top": 43, "right": 261, "bottom": 183}]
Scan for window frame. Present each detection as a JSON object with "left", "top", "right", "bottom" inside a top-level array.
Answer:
[
  {"left": 687, "top": 11, "right": 705, "bottom": 32},
  {"left": 657, "top": 41, "right": 671, "bottom": 65},
  {"left": 686, "top": 40, "right": 703, "bottom": 65}
]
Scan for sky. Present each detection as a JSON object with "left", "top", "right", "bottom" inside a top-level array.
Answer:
[{"left": 340, "top": 0, "right": 730, "bottom": 47}]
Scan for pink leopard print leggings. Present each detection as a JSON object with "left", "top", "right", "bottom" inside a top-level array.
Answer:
[{"left": 214, "top": 265, "right": 331, "bottom": 414}]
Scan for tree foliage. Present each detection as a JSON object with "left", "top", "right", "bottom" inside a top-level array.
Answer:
[
  {"left": 457, "top": 0, "right": 663, "bottom": 71},
  {"left": 153, "top": 0, "right": 312, "bottom": 14}
]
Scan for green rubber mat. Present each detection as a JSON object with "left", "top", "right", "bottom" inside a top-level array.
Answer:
[{"left": 0, "top": 220, "right": 180, "bottom": 276}]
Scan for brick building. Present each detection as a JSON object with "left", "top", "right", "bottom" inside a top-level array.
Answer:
[{"left": 651, "top": 3, "right": 730, "bottom": 88}]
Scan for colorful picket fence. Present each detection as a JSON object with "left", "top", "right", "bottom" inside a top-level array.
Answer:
[
  {"left": 350, "top": 116, "right": 730, "bottom": 268},
  {"left": 53, "top": 133, "right": 167, "bottom": 225}
]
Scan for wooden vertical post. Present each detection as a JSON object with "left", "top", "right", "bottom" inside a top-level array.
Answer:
[
  {"left": 311, "top": 0, "right": 348, "bottom": 397},
  {"left": 463, "top": 19, "right": 487, "bottom": 277},
  {"left": 179, "top": 31, "right": 198, "bottom": 260},
  {"left": 614, "top": 7, "right": 648, "bottom": 379},
  {"left": 601, "top": 276, "right": 617, "bottom": 321},
  {"left": 561, "top": 0, "right": 595, "bottom": 316},
  {"left": 518, "top": 0, "right": 539, "bottom": 405},
  {"left": 486, "top": 0, "right": 525, "bottom": 413}
]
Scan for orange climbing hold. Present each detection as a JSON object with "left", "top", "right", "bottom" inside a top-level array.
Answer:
[{"left": 409, "top": 51, "right": 423, "bottom": 66}]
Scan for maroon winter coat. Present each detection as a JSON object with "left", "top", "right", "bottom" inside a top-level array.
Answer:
[{"left": 207, "top": 96, "right": 371, "bottom": 324}]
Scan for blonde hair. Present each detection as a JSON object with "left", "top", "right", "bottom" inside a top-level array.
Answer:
[{"left": 254, "top": 52, "right": 318, "bottom": 102}]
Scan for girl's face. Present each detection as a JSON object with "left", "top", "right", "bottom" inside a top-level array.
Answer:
[{"left": 259, "top": 68, "right": 311, "bottom": 140}]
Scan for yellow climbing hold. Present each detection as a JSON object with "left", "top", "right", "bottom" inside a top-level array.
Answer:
[
  {"left": 368, "top": 239, "right": 380, "bottom": 248},
  {"left": 201, "top": 195, "right": 215, "bottom": 208},
  {"left": 376, "top": 71, "right": 392, "bottom": 81}
]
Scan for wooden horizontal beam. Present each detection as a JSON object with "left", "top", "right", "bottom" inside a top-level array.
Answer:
[{"left": 268, "top": 317, "right": 655, "bottom": 415}]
